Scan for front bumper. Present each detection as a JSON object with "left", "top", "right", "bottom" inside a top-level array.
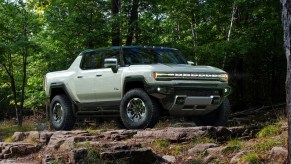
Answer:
[{"left": 146, "top": 83, "right": 231, "bottom": 116}]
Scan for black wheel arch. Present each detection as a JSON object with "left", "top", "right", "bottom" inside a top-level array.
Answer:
[
  {"left": 49, "top": 83, "right": 78, "bottom": 117},
  {"left": 123, "top": 76, "right": 147, "bottom": 95}
]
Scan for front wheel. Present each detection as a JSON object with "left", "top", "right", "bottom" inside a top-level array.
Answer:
[
  {"left": 194, "top": 98, "right": 231, "bottom": 126},
  {"left": 120, "top": 89, "right": 160, "bottom": 129},
  {"left": 50, "top": 94, "right": 76, "bottom": 130}
]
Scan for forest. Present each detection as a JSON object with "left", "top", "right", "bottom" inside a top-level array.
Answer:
[{"left": 0, "top": 0, "right": 285, "bottom": 120}]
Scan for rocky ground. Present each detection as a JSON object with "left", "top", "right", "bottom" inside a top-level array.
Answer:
[{"left": 0, "top": 104, "right": 287, "bottom": 164}]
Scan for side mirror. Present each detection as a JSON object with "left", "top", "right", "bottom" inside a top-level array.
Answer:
[
  {"left": 187, "top": 61, "right": 194, "bottom": 65},
  {"left": 104, "top": 58, "right": 119, "bottom": 73}
]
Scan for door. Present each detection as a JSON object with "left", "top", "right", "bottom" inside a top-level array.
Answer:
[
  {"left": 73, "top": 51, "right": 103, "bottom": 103},
  {"left": 93, "top": 49, "right": 122, "bottom": 102}
]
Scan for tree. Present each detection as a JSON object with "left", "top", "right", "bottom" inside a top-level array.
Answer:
[
  {"left": 126, "top": 0, "right": 139, "bottom": 45},
  {"left": 0, "top": 0, "right": 38, "bottom": 126},
  {"left": 282, "top": 0, "right": 291, "bottom": 162},
  {"left": 111, "top": 0, "right": 121, "bottom": 46}
]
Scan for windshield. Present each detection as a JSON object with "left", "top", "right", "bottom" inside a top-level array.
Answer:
[{"left": 123, "top": 47, "right": 187, "bottom": 65}]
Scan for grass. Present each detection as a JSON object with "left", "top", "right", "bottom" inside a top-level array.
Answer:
[
  {"left": 191, "top": 137, "right": 216, "bottom": 145},
  {"left": 257, "top": 124, "right": 281, "bottom": 137},
  {"left": 4, "top": 136, "right": 14, "bottom": 142},
  {"left": 227, "top": 139, "right": 243, "bottom": 148},
  {"left": 0, "top": 120, "right": 35, "bottom": 142},
  {"left": 86, "top": 128, "right": 101, "bottom": 135},
  {"left": 222, "top": 139, "right": 243, "bottom": 155},
  {"left": 153, "top": 139, "right": 170, "bottom": 150},
  {"left": 23, "top": 135, "right": 38, "bottom": 144},
  {"left": 255, "top": 138, "right": 281, "bottom": 152},
  {"left": 230, "top": 119, "right": 288, "bottom": 162},
  {"left": 154, "top": 120, "right": 170, "bottom": 129},
  {"left": 241, "top": 152, "right": 260, "bottom": 164},
  {"left": 152, "top": 139, "right": 184, "bottom": 156},
  {"left": 74, "top": 141, "right": 92, "bottom": 149}
]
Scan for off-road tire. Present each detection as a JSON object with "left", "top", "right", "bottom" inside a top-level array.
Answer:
[
  {"left": 50, "top": 94, "right": 76, "bottom": 130},
  {"left": 120, "top": 88, "right": 160, "bottom": 129},
  {"left": 195, "top": 98, "right": 231, "bottom": 126}
]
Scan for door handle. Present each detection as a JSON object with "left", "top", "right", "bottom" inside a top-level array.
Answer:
[
  {"left": 96, "top": 74, "right": 102, "bottom": 77},
  {"left": 77, "top": 76, "right": 83, "bottom": 78}
]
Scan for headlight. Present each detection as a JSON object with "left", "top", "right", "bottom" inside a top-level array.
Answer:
[
  {"left": 218, "top": 74, "right": 228, "bottom": 82},
  {"left": 154, "top": 72, "right": 228, "bottom": 82},
  {"left": 154, "top": 72, "right": 175, "bottom": 80}
]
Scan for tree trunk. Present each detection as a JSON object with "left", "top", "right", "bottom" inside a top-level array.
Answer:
[
  {"left": 111, "top": 0, "right": 121, "bottom": 46},
  {"left": 282, "top": 0, "right": 291, "bottom": 162},
  {"left": 2, "top": 58, "right": 19, "bottom": 125},
  {"left": 126, "top": 0, "right": 139, "bottom": 45},
  {"left": 223, "top": 0, "right": 236, "bottom": 69},
  {"left": 87, "top": 9, "right": 94, "bottom": 48},
  {"left": 18, "top": 4, "right": 28, "bottom": 127},
  {"left": 190, "top": 13, "right": 197, "bottom": 65}
]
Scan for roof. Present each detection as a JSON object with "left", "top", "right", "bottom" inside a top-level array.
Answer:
[{"left": 79, "top": 46, "right": 178, "bottom": 55}]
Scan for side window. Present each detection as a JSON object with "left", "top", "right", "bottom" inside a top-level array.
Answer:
[
  {"left": 102, "top": 50, "right": 120, "bottom": 68},
  {"left": 80, "top": 52, "right": 102, "bottom": 70}
]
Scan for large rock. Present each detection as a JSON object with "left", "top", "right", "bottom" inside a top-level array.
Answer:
[
  {"left": 206, "top": 146, "right": 227, "bottom": 157},
  {"left": 134, "top": 127, "right": 235, "bottom": 142},
  {"left": 188, "top": 143, "right": 218, "bottom": 155},
  {"left": 0, "top": 126, "right": 258, "bottom": 163},
  {"left": 103, "top": 130, "right": 137, "bottom": 141},
  {"left": 162, "top": 155, "right": 176, "bottom": 163},
  {"left": 268, "top": 147, "right": 287, "bottom": 164},
  {"left": 12, "top": 131, "right": 54, "bottom": 145},
  {"left": 0, "top": 143, "right": 37, "bottom": 159},
  {"left": 69, "top": 148, "right": 88, "bottom": 164},
  {"left": 45, "top": 131, "right": 88, "bottom": 152},
  {"left": 230, "top": 151, "right": 247, "bottom": 164},
  {"left": 100, "top": 147, "right": 163, "bottom": 163}
]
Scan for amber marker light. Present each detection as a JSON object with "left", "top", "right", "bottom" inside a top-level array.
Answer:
[
  {"left": 219, "top": 74, "right": 228, "bottom": 82},
  {"left": 154, "top": 72, "right": 158, "bottom": 79}
]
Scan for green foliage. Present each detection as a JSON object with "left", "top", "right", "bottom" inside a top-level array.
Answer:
[
  {"left": 4, "top": 137, "right": 13, "bottom": 143},
  {"left": 0, "top": 120, "right": 35, "bottom": 141},
  {"left": 0, "top": 0, "right": 285, "bottom": 112},
  {"left": 191, "top": 137, "right": 216, "bottom": 145},
  {"left": 86, "top": 128, "right": 101, "bottom": 135},
  {"left": 74, "top": 141, "right": 92, "bottom": 149},
  {"left": 153, "top": 139, "right": 170, "bottom": 150},
  {"left": 257, "top": 124, "right": 280, "bottom": 137},
  {"left": 241, "top": 152, "right": 260, "bottom": 164},
  {"left": 255, "top": 138, "right": 280, "bottom": 152},
  {"left": 169, "top": 145, "right": 183, "bottom": 156},
  {"left": 222, "top": 139, "right": 244, "bottom": 155},
  {"left": 227, "top": 139, "right": 243, "bottom": 148},
  {"left": 222, "top": 146, "right": 240, "bottom": 155}
]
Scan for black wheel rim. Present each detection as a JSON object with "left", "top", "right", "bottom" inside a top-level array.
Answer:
[
  {"left": 126, "top": 98, "right": 147, "bottom": 123},
  {"left": 53, "top": 102, "right": 63, "bottom": 125}
]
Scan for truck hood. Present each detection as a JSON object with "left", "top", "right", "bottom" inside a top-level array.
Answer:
[
  {"left": 46, "top": 70, "right": 75, "bottom": 79},
  {"left": 128, "top": 64, "right": 226, "bottom": 73}
]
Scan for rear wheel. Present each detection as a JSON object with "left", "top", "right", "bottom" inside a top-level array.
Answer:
[
  {"left": 194, "top": 98, "right": 231, "bottom": 126},
  {"left": 50, "top": 94, "right": 76, "bottom": 130},
  {"left": 120, "top": 89, "right": 160, "bottom": 129}
]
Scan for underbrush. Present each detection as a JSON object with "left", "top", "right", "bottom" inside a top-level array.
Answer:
[
  {"left": 0, "top": 120, "right": 35, "bottom": 141},
  {"left": 0, "top": 114, "right": 47, "bottom": 141}
]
